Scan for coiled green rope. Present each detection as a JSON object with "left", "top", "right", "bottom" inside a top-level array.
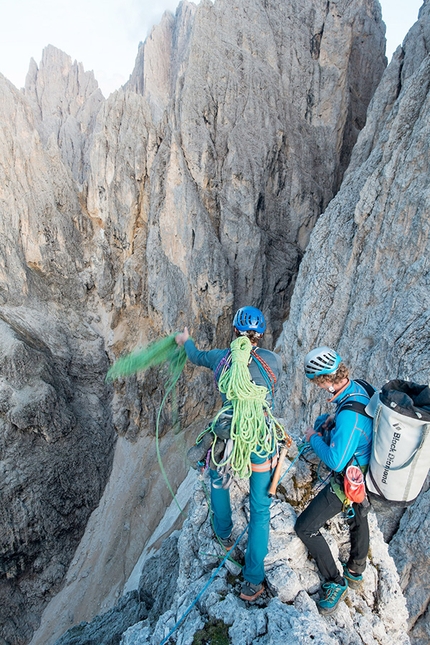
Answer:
[{"left": 212, "top": 336, "right": 285, "bottom": 478}]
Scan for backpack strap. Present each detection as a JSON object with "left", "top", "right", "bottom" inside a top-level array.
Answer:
[
  {"left": 335, "top": 380, "right": 375, "bottom": 468},
  {"left": 336, "top": 380, "right": 376, "bottom": 419},
  {"left": 214, "top": 347, "right": 277, "bottom": 405},
  {"left": 354, "top": 379, "right": 377, "bottom": 398},
  {"left": 251, "top": 349, "right": 277, "bottom": 406},
  {"left": 338, "top": 399, "right": 371, "bottom": 418}
]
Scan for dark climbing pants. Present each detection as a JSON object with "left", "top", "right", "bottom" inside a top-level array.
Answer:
[{"left": 295, "top": 482, "right": 369, "bottom": 583}]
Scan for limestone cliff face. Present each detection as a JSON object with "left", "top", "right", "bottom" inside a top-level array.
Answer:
[
  {"left": 126, "top": 0, "right": 386, "bottom": 337},
  {"left": 0, "top": 0, "right": 389, "bottom": 643},
  {"left": 277, "top": 0, "right": 430, "bottom": 433},
  {"left": 0, "top": 75, "right": 115, "bottom": 644},
  {"left": 278, "top": 1, "right": 430, "bottom": 642},
  {"left": 24, "top": 45, "right": 104, "bottom": 183}
]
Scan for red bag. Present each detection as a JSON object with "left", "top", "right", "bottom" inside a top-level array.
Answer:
[{"left": 344, "top": 465, "right": 366, "bottom": 504}]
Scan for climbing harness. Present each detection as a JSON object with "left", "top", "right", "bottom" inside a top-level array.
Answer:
[{"left": 251, "top": 454, "right": 278, "bottom": 472}]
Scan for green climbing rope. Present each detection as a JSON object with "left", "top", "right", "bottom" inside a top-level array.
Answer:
[
  {"left": 106, "top": 335, "right": 188, "bottom": 515},
  {"left": 212, "top": 336, "right": 285, "bottom": 478},
  {"left": 106, "top": 335, "right": 187, "bottom": 384}
]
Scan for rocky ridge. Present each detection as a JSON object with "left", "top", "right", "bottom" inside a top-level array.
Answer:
[
  {"left": 2, "top": 0, "right": 429, "bottom": 643},
  {"left": 48, "top": 449, "right": 410, "bottom": 645}
]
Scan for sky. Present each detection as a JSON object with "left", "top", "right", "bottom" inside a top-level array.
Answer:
[{"left": 0, "top": 0, "right": 425, "bottom": 97}]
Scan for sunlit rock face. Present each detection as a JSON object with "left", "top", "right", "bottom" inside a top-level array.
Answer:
[
  {"left": 24, "top": 45, "right": 104, "bottom": 184},
  {"left": 0, "top": 0, "right": 388, "bottom": 642},
  {"left": 277, "top": 1, "right": 430, "bottom": 642},
  {"left": 126, "top": 0, "right": 386, "bottom": 338}
]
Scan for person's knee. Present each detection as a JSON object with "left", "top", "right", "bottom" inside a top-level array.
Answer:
[
  {"left": 294, "top": 509, "right": 319, "bottom": 541},
  {"left": 295, "top": 515, "right": 306, "bottom": 539},
  {"left": 250, "top": 497, "right": 271, "bottom": 516}
]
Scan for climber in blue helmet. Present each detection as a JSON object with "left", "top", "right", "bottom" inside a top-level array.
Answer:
[
  {"left": 295, "top": 346, "right": 374, "bottom": 615},
  {"left": 175, "top": 306, "right": 282, "bottom": 602},
  {"left": 232, "top": 305, "right": 267, "bottom": 335}
]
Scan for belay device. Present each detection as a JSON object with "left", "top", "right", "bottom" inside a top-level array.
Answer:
[{"left": 365, "top": 380, "right": 430, "bottom": 505}]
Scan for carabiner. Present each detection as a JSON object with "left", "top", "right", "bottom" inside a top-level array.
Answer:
[{"left": 343, "top": 505, "right": 356, "bottom": 519}]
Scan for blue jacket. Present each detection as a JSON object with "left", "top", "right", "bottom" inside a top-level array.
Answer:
[{"left": 309, "top": 380, "right": 373, "bottom": 472}]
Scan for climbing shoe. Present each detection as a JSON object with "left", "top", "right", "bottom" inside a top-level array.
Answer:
[
  {"left": 240, "top": 581, "right": 264, "bottom": 602},
  {"left": 218, "top": 534, "right": 235, "bottom": 551},
  {"left": 342, "top": 563, "right": 363, "bottom": 589},
  {"left": 317, "top": 580, "right": 348, "bottom": 615}
]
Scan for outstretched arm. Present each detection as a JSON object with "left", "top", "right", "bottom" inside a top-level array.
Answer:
[
  {"left": 175, "top": 327, "right": 189, "bottom": 346},
  {"left": 175, "top": 330, "right": 227, "bottom": 371}
]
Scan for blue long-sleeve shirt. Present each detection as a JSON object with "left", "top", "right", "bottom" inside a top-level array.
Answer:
[
  {"left": 183, "top": 338, "right": 282, "bottom": 407},
  {"left": 309, "top": 380, "right": 373, "bottom": 472}
]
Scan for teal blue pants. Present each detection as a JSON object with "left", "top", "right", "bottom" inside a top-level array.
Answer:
[{"left": 209, "top": 453, "right": 274, "bottom": 585}]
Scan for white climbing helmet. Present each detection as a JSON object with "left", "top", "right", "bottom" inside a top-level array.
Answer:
[{"left": 304, "top": 346, "right": 341, "bottom": 379}]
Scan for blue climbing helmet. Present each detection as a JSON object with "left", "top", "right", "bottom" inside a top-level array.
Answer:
[
  {"left": 304, "top": 346, "right": 341, "bottom": 379},
  {"left": 233, "top": 306, "right": 266, "bottom": 334}
]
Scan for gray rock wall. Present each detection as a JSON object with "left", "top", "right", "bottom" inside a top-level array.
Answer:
[
  {"left": 125, "top": 0, "right": 386, "bottom": 338},
  {"left": 24, "top": 45, "right": 104, "bottom": 184},
  {"left": 277, "top": 1, "right": 430, "bottom": 642},
  {"left": 0, "top": 75, "right": 115, "bottom": 644},
  {"left": 277, "top": 0, "right": 430, "bottom": 434},
  {"left": 0, "top": 0, "right": 388, "bottom": 643},
  {"left": 0, "top": 310, "right": 114, "bottom": 645}
]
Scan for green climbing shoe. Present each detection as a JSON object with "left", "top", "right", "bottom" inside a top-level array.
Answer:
[{"left": 317, "top": 580, "right": 348, "bottom": 614}]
